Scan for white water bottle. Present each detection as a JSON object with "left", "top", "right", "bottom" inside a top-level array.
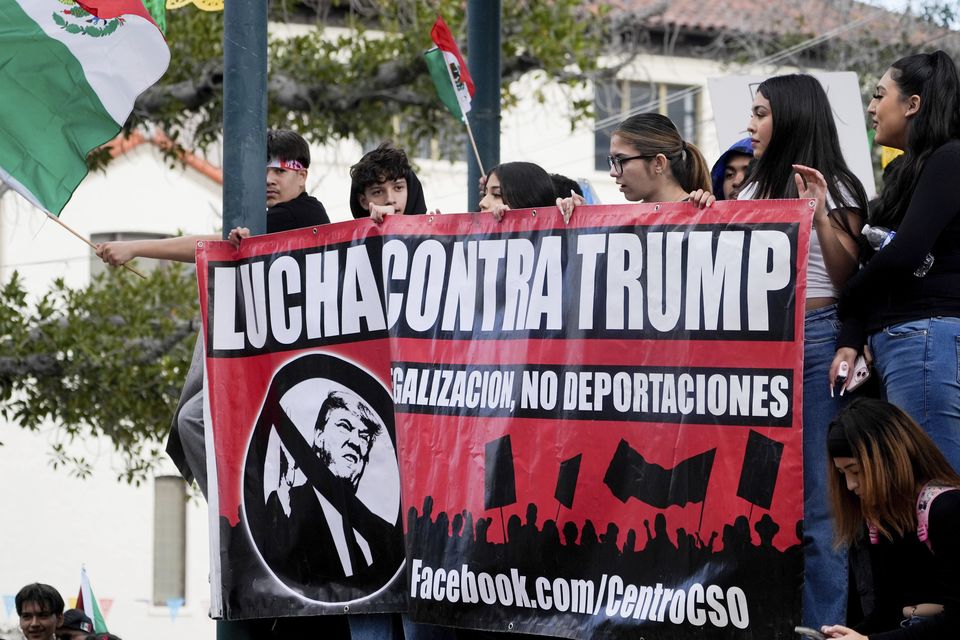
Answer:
[{"left": 861, "top": 223, "right": 935, "bottom": 277}]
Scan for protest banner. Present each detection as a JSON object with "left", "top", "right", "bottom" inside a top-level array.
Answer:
[
  {"left": 198, "top": 222, "right": 405, "bottom": 618},
  {"left": 198, "top": 199, "right": 810, "bottom": 637}
]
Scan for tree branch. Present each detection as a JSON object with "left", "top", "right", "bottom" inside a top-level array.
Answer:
[
  {"left": 135, "top": 65, "right": 223, "bottom": 115},
  {"left": 134, "top": 50, "right": 587, "bottom": 121},
  {"left": 0, "top": 319, "right": 196, "bottom": 380},
  {"left": 0, "top": 354, "right": 61, "bottom": 379}
]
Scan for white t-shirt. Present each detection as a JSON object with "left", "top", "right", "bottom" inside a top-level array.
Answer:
[{"left": 737, "top": 182, "right": 852, "bottom": 299}]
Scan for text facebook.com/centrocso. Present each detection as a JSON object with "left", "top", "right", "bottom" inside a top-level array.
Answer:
[{"left": 409, "top": 559, "right": 750, "bottom": 629}]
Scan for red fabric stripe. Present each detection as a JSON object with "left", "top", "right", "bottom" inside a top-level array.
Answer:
[
  {"left": 390, "top": 338, "right": 797, "bottom": 368},
  {"left": 430, "top": 15, "right": 475, "bottom": 96},
  {"left": 76, "top": 0, "right": 157, "bottom": 28}
]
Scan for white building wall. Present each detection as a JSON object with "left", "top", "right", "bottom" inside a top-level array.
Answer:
[
  {"left": 0, "top": 143, "right": 220, "bottom": 640},
  {"left": 0, "top": 143, "right": 224, "bottom": 290},
  {"left": 0, "top": 426, "right": 214, "bottom": 639},
  {"left": 314, "top": 52, "right": 764, "bottom": 219}
]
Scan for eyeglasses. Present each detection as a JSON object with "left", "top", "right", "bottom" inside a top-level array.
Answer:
[{"left": 607, "top": 154, "right": 656, "bottom": 176}]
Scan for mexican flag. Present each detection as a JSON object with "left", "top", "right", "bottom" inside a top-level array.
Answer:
[
  {"left": 424, "top": 15, "right": 475, "bottom": 122},
  {"left": 77, "top": 566, "right": 109, "bottom": 633},
  {"left": 0, "top": 0, "right": 169, "bottom": 216}
]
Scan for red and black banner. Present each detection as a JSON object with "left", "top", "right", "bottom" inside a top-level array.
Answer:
[{"left": 198, "top": 200, "right": 811, "bottom": 636}]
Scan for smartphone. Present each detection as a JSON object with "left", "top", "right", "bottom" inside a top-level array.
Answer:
[
  {"left": 794, "top": 626, "right": 827, "bottom": 640},
  {"left": 832, "top": 360, "right": 849, "bottom": 397},
  {"left": 844, "top": 355, "right": 871, "bottom": 393}
]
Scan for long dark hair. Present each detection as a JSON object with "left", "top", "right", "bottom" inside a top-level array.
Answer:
[
  {"left": 487, "top": 162, "right": 556, "bottom": 209},
  {"left": 743, "top": 74, "right": 867, "bottom": 230},
  {"left": 827, "top": 398, "right": 960, "bottom": 546},
  {"left": 871, "top": 51, "right": 960, "bottom": 228},
  {"left": 613, "top": 113, "right": 711, "bottom": 192}
]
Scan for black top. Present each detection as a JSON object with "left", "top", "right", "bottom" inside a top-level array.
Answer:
[
  {"left": 837, "top": 140, "right": 960, "bottom": 348},
  {"left": 850, "top": 527, "right": 942, "bottom": 634},
  {"left": 266, "top": 191, "right": 330, "bottom": 233},
  {"left": 870, "top": 490, "right": 960, "bottom": 640}
]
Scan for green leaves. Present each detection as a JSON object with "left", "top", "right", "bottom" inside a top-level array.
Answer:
[
  {"left": 135, "top": 0, "right": 607, "bottom": 157},
  {"left": 0, "top": 263, "right": 199, "bottom": 483}
]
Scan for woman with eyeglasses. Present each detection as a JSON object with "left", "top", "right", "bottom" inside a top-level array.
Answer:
[
  {"left": 737, "top": 73, "right": 868, "bottom": 631},
  {"left": 557, "top": 112, "right": 712, "bottom": 220},
  {"left": 607, "top": 112, "right": 712, "bottom": 202}
]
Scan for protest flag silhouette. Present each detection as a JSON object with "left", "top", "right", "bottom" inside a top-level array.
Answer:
[
  {"left": 604, "top": 439, "right": 716, "bottom": 508},
  {"left": 736, "top": 430, "right": 784, "bottom": 516},
  {"left": 604, "top": 439, "right": 716, "bottom": 530},
  {"left": 554, "top": 453, "right": 582, "bottom": 521},
  {"left": 485, "top": 435, "right": 517, "bottom": 541}
]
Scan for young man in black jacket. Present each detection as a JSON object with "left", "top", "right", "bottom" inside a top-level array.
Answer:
[
  {"left": 95, "top": 129, "right": 328, "bottom": 266},
  {"left": 94, "top": 129, "right": 329, "bottom": 495}
]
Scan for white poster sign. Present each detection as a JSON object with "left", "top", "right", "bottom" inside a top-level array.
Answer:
[{"left": 708, "top": 72, "right": 876, "bottom": 199}]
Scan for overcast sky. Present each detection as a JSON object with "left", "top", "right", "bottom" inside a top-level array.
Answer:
[
  {"left": 862, "top": 0, "right": 958, "bottom": 27},
  {"left": 863, "top": 0, "right": 911, "bottom": 11}
]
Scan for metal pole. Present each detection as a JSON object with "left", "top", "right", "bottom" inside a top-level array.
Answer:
[
  {"left": 466, "top": 0, "right": 501, "bottom": 212},
  {"left": 221, "top": 0, "right": 268, "bottom": 239},
  {"left": 217, "top": 0, "right": 267, "bottom": 635},
  {"left": 217, "top": 620, "right": 259, "bottom": 640}
]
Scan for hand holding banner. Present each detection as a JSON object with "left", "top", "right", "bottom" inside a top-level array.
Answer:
[{"left": 199, "top": 199, "right": 811, "bottom": 637}]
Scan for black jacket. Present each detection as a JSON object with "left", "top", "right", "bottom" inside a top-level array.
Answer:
[{"left": 267, "top": 191, "right": 330, "bottom": 232}]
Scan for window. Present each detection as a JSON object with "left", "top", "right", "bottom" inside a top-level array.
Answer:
[
  {"left": 89, "top": 232, "right": 171, "bottom": 279},
  {"left": 402, "top": 123, "right": 466, "bottom": 163},
  {"left": 386, "top": 116, "right": 466, "bottom": 163},
  {"left": 153, "top": 475, "right": 187, "bottom": 606},
  {"left": 416, "top": 127, "right": 467, "bottom": 162},
  {"left": 594, "top": 79, "right": 700, "bottom": 171}
]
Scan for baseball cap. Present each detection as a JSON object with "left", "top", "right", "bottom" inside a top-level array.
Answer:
[{"left": 60, "top": 609, "right": 93, "bottom": 633}]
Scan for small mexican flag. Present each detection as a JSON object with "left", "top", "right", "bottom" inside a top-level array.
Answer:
[
  {"left": 0, "top": 0, "right": 169, "bottom": 216},
  {"left": 424, "top": 15, "right": 475, "bottom": 122},
  {"left": 76, "top": 566, "right": 109, "bottom": 633}
]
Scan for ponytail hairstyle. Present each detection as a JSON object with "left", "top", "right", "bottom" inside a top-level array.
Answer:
[
  {"left": 826, "top": 398, "right": 960, "bottom": 547},
  {"left": 871, "top": 51, "right": 960, "bottom": 228},
  {"left": 742, "top": 74, "right": 867, "bottom": 235},
  {"left": 613, "top": 113, "right": 711, "bottom": 192}
]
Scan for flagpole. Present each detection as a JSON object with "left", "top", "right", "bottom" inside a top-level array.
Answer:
[
  {"left": 462, "top": 116, "right": 485, "bottom": 176},
  {"left": 45, "top": 212, "right": 146, "bottom": 279}
]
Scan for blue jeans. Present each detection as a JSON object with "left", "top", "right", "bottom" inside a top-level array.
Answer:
[
  {"left": 347, "top": 613, "right": 456, "bottom": 640},
  {"left": 801, "top": 305, "right": 847, "bottom": 627},
  {"left": 348, "top": 613, "right": 398, "bottom": 639},
  {"left": 401, "top": 615, "right": 456, "bottom": 640},
  {"left": 869, "top": 316, "right": 960, "bottom": 472}
]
